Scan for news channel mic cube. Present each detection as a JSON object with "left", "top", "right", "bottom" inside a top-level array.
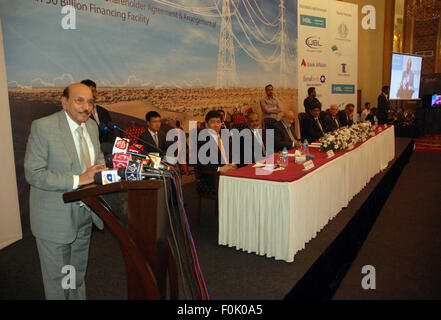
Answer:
[
  {"left": 101, "top": 170, "right": 121, "bottom": 185},
  {"left": 113, "top": 153, "right": 131, "bottom": 169},
  {"left": 112, "top": 137, "right": 130, "bottom": 154}
]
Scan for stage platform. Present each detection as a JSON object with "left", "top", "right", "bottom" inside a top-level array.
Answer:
[{"left": 0, "top": 138, "right": 414, "bottom": 300}]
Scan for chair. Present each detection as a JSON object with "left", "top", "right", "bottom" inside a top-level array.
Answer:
[
  {"left": 298, "top": 112, "right": 308, "bottom": 141},
  {"left": 124, "top": 125, "right": 146, "bottom": 144},
  {"left": 194, "top": 168, "right": 220, "bottom": 223},
  {"left": 262, "top": 117, "right": 277, "bottom": 130},
  {"left": 231, "top": 122, "right": 247, "bottom": 131}
]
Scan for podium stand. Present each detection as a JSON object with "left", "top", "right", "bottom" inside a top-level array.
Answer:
[{"left": 63, "top": 180, "right": 179, "bottom": 300}]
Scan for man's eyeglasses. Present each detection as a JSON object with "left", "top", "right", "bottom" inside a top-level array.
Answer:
[{"left": 74, "top": 97, "right": 95, "bottom": 107}]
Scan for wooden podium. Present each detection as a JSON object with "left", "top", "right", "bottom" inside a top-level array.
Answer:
[{"left": 63, "top": 180, "right": 179, "bottom": 300}]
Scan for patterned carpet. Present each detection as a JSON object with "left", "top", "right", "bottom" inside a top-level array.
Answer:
[{"left": 414, "top": 134, "right": 441, "bottom": 153}]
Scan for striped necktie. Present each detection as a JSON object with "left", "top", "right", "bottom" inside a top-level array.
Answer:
[
  {"left": 76, "top": 126, "right": 91, "bottom": 172},
  {"left": 217, "top": 135, "right": 229, "bottom": 164}
]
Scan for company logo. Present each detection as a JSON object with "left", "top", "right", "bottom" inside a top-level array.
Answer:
[
  {"left": 115, "top": 139, "right": 128, "bottom": 150},
  {"left": 104, "top": 173, "right": 114, "bottom": 184},
  {"left": 341, "top": 63, "right": 347, "bottom": 73},
  {"left": 301, "top": 59, "right": 327, "bottom": 68},
  {"left": 331, "top": 44, "right": 342, "bottom": 56},
  {"left": 338, "top": 22, "right": 349, "bottom": 39},
  {"left": 300, "top": 14, "right": 326, "bottom": 28},
  {"left": 305, "top": 36, "right": 322, "bottom": 50},
  {"left": 303, "top": 75, "right": 326, "bottom": 85},
  {"left": 332, "top": 84, "right": 355, "bottom": 94}
]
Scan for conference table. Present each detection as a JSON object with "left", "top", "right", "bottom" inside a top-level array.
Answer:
[{"left": 218, "top": 125, "right": 395, "bottom": 262}]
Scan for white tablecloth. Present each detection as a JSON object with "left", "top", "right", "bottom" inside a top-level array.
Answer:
[{"left": 218, "top": 126, "right": 395, "bottom": 262}]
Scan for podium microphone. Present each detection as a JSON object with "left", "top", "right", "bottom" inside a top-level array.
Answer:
[{"left": 99, "top": 122, "right": 165, "bottom": 156}]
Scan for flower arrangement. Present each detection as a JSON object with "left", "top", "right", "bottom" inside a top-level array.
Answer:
[
  {"left": 390, "top": 107, "right": 415, "bottom": 127},
  {"left": 319, "top": 122, "right": 376, "bottom": 152}
]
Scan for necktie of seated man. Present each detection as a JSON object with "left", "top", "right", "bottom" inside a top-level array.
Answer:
[
  {"left": 77, "top": 126, "right": 91, "bottom": 172},
  {"left": 217, "top": 135, "right": 229, "bottom": 164},
  {"left": 153, "top": 132, "right": 159, "bottom": 148},
  {"left": 315, "top": 118, "right": 324, "bottom": 134}
]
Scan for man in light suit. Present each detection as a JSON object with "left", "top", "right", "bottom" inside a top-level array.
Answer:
[
  {"left": 273, "top": 110, "right": 302, "bottom": 151},
  {"left": 24, "top": 83, "right": 106, "bottom": 300}
]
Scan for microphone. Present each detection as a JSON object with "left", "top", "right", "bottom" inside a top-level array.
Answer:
[
  {"left": 117, "top": 161, "right": 163, "bottom": 180},
  {"left": 99, "top": 122, "right": 165, "bottom": 156},
  {"left": 93, "top": 170, "right": 121, "bottom": 185}
]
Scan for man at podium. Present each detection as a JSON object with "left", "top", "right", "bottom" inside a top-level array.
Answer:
[{"left": 24, "top": 83, "right": 106, "bottom": 300}]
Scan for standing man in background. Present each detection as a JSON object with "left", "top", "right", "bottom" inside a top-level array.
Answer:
[
  {"left": 377, "top": 86, "right": 391, "bottom": 125},
  {"left": 260, "top": 84, "right": 282, "bottom": 120},
  {"left": 24, "top": 83, "right": 106, "bottom": 299},
  {"left": 303, "top": 87, "right": 322, "bottom": 116},
  {"left": 80, "top": 79, "right": 113, "bottom": 148}
]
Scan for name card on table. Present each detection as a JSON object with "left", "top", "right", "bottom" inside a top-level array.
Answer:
[
  {"left": 347, "top": 143, "right": 354, "bottom": 150},
  {"left": 326, "top": 150, "right": 335, "bottom": 158},
  {"left": 378, "top": 127, "right": 382, "bottom": 132},
  {"left": 303, "top": 160, "right": 315, "bottom": 171}
]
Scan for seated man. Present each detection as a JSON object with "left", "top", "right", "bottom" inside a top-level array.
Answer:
[
  {"left": 302, "top": 105, "right": 326, "bottom": 142},
  {"left": 322, "top": 104, "right": 341, "bottom": 132},
  {"left": 360, "top": 102, "right": 371, "bottom": 122},
  {"left": 139, "top": 111, "right": 169, "bottom": 155},
  {"left": 365, "top": 107, "right": 378, "bottom": 125},
  {"left": 338, "top": 103, "right": 355, "bottom": 127},
  {"left": 196, "top": 110, "right": 236, "bottom": 194},
  {"left": 235, "top": 112, "right": 266, "bottom": 167},
  {"left": 273, "top": 110, "right": 302, "bottom": 151}
]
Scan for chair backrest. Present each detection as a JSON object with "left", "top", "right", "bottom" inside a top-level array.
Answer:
[
  {"left": 262, "top": 117, "right": 277, "bottom": 130},
  {"left": 123, "top": 126, "right": 146, "bottom": 144},
  {"left": 231, "top": 122, "right": 247, "bottom": 131},
  {"left": 298, "top": 112, "right": 308, "bottom": 141}
]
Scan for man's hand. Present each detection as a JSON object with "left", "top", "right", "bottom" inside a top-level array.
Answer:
[
  {"left": 79, "top": 164, "right": 107, "bottom": 186},
  {"left": 294, "top": 140, "right": 302, "bottom": 147},
  {"left": 218, "top": 164, "right": 236, "bottom": 174}
]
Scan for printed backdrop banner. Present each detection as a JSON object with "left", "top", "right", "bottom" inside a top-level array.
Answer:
[
  {"left": 297, "top": 0, "right": 358, "bottom": 114},
  {"left": 0, "top": 0, "right": 299, "bottom": 236}
]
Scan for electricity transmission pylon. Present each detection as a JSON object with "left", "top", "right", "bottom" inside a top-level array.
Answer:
[
  {"left": 279, "top": 0, "right": 287, "bottom": 88},
  {"left": 216, "top": 0, "right": 238, "bottom": 88}
]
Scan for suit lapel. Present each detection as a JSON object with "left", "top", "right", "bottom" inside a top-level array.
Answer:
[{"left": 57, "top": 111, "right": 82, "bottom": 173}]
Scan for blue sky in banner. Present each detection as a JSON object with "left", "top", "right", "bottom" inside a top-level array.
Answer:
[{"left": 0, "top": 0, "right": 297, "bottom": 88}]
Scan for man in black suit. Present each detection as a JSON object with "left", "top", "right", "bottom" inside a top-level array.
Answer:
[
  {"left": 80, "top": 79, "right": 113, "bottom": 147},
  {"left": 273, "top": 110, "right": 302, "bottom": 151},
  {"left": 338, "top": 103, "right": 355, "bottom": 127},
  {"left": 303, "top": 87, "right": 322, "bottom": 115},
  {"left": 218, "top": 109, "right": 231, "bottom": 130},
  {"left": 196, "top": 110, "right": 236, "bottom": 194},
  {"left": 377, "top": 85, "right": 391, "bottom": 125},
  {"left": 302, "top": 105, "right": 326, "bottom": 142},
  {"left": 234, "top": 112, "right": 266, "bottom": 166},
  {"left": 139, "top": 111, "right": 169, "bottom": 155},
  {"left": 322, "top": 104, "right": 341, "bottom": 132}
]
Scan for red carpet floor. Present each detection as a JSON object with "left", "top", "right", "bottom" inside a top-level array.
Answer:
[{"left": 414, "top": 134, "right": 441, "bottom": 153}]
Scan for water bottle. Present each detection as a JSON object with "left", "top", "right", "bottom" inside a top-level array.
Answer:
[
  {"left": 282, "top": 147, "right": 288, "bottom": 167},
  {"left": 303, "top": 139, "right": 309, "bottom": 156}
]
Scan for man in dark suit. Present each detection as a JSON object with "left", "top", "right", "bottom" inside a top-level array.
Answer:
[
  {"left": 303, "top": 87, "right": 322, "bottom": 115},
  {"left": 24, "top": 83, "right": 106, "bottom": 299},
  {"left": 80, "top": 80, "right": 113, "bottom": 147},
  {"left": 273, "top": 110, "right": 302, "bottom": 151},
  {"left": 302, "top": 105, "right": 326, "bottom": 142},
  {"left": 338, "top": 103, "right": 355, "bottom": 127},
  {"left": 139, "top": 111, "right": 169, "bottom": 155},
  {"left": 377, "top": 85, "right": 391, "bottom": 125},
  {"left": 234, "top": 112, "right": 266, "bottom": 166},
  {"left": 196, "top": 110, "right": 236, "bottom": 194},
  {"left": 322, "top": 104, "right": 341, "bottom": 132},
  {"left": 218, "top": 109, "right": 231, "bottom": 130}
]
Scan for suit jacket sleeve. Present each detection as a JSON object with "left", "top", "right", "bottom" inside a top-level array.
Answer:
[{"left": 24, "top": 120, "right": 74, "bottom": 192}]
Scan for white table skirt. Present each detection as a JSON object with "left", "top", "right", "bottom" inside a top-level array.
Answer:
[{"left": 218, "top": 125, "right": 395, "bottom": 262}]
